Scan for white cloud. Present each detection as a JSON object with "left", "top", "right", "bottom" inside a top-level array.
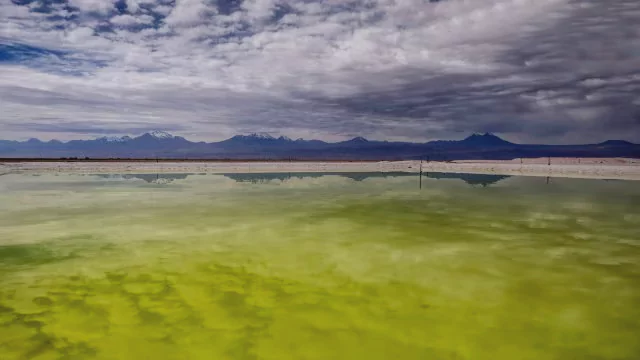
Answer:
[
  {"left": 68, "top": 0, "right": 118, "bottom": 15},
  {"left": 164, "top": 0, "right": 216, "bottom": 27},
  {"left": 125, "top": 0, "right": 154, "bottom": 13},
  {"left": 111, "top": 14, "right": 155, "bottom": 27},
  {"left": 242, "top": 0, "right": 278, "bottom": 22},
  {"left": 65, "top": 27, "right": 95, "bottom": 43},
  {"left": 152, "top": 5, "right": 173, "bottom": 16}
]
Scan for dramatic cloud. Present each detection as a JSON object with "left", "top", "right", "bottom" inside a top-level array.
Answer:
[{"left": 0, "top": 0, "right": 638, "bottom": 143}]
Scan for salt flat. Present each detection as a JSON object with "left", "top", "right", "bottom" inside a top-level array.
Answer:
[
  {"left": 423, "top": 157, "right": 640, "bottom": 181},
  {"left": 2, "top": 158, "right": 639, "bottom": 180}
]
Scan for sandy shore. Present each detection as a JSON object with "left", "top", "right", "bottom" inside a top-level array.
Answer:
[{"left": 1, "top": 158, "right": 639, "bottom": 180}]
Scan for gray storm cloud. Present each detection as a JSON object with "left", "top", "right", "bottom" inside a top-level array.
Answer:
[{"left": 0, "top": 0, "right": 638, "bottom": 143}]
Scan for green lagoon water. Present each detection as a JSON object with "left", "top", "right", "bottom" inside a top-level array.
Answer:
[{"left": 0, "top": 172, "right": 639, "bottom": 359}]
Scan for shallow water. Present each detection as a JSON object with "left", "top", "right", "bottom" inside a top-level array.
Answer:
[{"left": 1, "top": 172, "right": 639, "bottom": 360}]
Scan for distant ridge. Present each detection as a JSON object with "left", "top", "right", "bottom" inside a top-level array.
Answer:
[
  {"left": 1, "top": 131, "right": 638, "bottom": 160},
  {"left": 599, "top": 140, "right": 634, "bottom": 146}
]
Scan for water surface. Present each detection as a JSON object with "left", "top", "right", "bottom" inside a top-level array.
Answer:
[{"left": 1, "top": 172, "right": 639, "bottom": 359}]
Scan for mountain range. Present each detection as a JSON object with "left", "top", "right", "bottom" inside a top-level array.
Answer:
[{"left": 1, "top": 131, "right": 638, "bottom": 160}]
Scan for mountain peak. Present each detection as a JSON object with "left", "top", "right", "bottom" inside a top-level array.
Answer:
[
  {"left": 348, "top": 136, "right": 368, "bottom": 142},
  {"left": 467, "top": 132, "right": 497, "bottom": 139},
  {"left": 248, "top": 132, "right": 275, "bottom": 140},
  {"left": 462, "top": 133, "right": 512, "bottom": 146},
  {"left": 147, "top": 130, "right": 174, "bottom": 139},
  {"left": 98, "top": 135, "right": 132, "bottom": 143},
  {"left": 229, "top": 133, "right": 281, "bottom": 141}
]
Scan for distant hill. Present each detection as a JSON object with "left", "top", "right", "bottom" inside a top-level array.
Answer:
[
  {"left": 0, "top": 132, "right": 638, "bottom": 160},
  {"left": 460, "top": 133, "right": 514, "bottom": 147}
]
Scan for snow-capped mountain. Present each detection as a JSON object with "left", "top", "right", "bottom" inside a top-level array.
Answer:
[
  {"left": 147, "top": 130, "right": 174, "bottom": 139},
  {"left": 249, "top": 132, "right": 275, "bottom": 140},
  {"left": 233, "top": 133, "right": 285, "bottom": 140},
  {"left": 227, "top": 133, "right": 295, "bottom": 141},
  {"left": 96, "top": 132, "right": 174, "bottom": 142},
  {"left": 98, "top": 136, "right": 132, "bottom": 143},
  {"left": 223, "top": 133, "right": 294, "bottom": 143}
]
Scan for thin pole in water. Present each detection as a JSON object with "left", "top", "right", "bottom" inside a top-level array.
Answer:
[{"left": 419, "top": 160, "right": 423, "bottom": 189}]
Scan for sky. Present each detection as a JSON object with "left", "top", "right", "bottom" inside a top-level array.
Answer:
[{"left": 0, "top": 0, "right": 639, "bottom": 144}]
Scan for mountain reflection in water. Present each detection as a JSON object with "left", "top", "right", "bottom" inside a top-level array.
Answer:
[{"left": 92, "top": 172, "right": 511, "bottom": 186}]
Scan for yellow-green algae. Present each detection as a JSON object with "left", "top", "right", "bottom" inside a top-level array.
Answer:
[{"left": 1, "top": 173, "right": 639, "bottom": 359}]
